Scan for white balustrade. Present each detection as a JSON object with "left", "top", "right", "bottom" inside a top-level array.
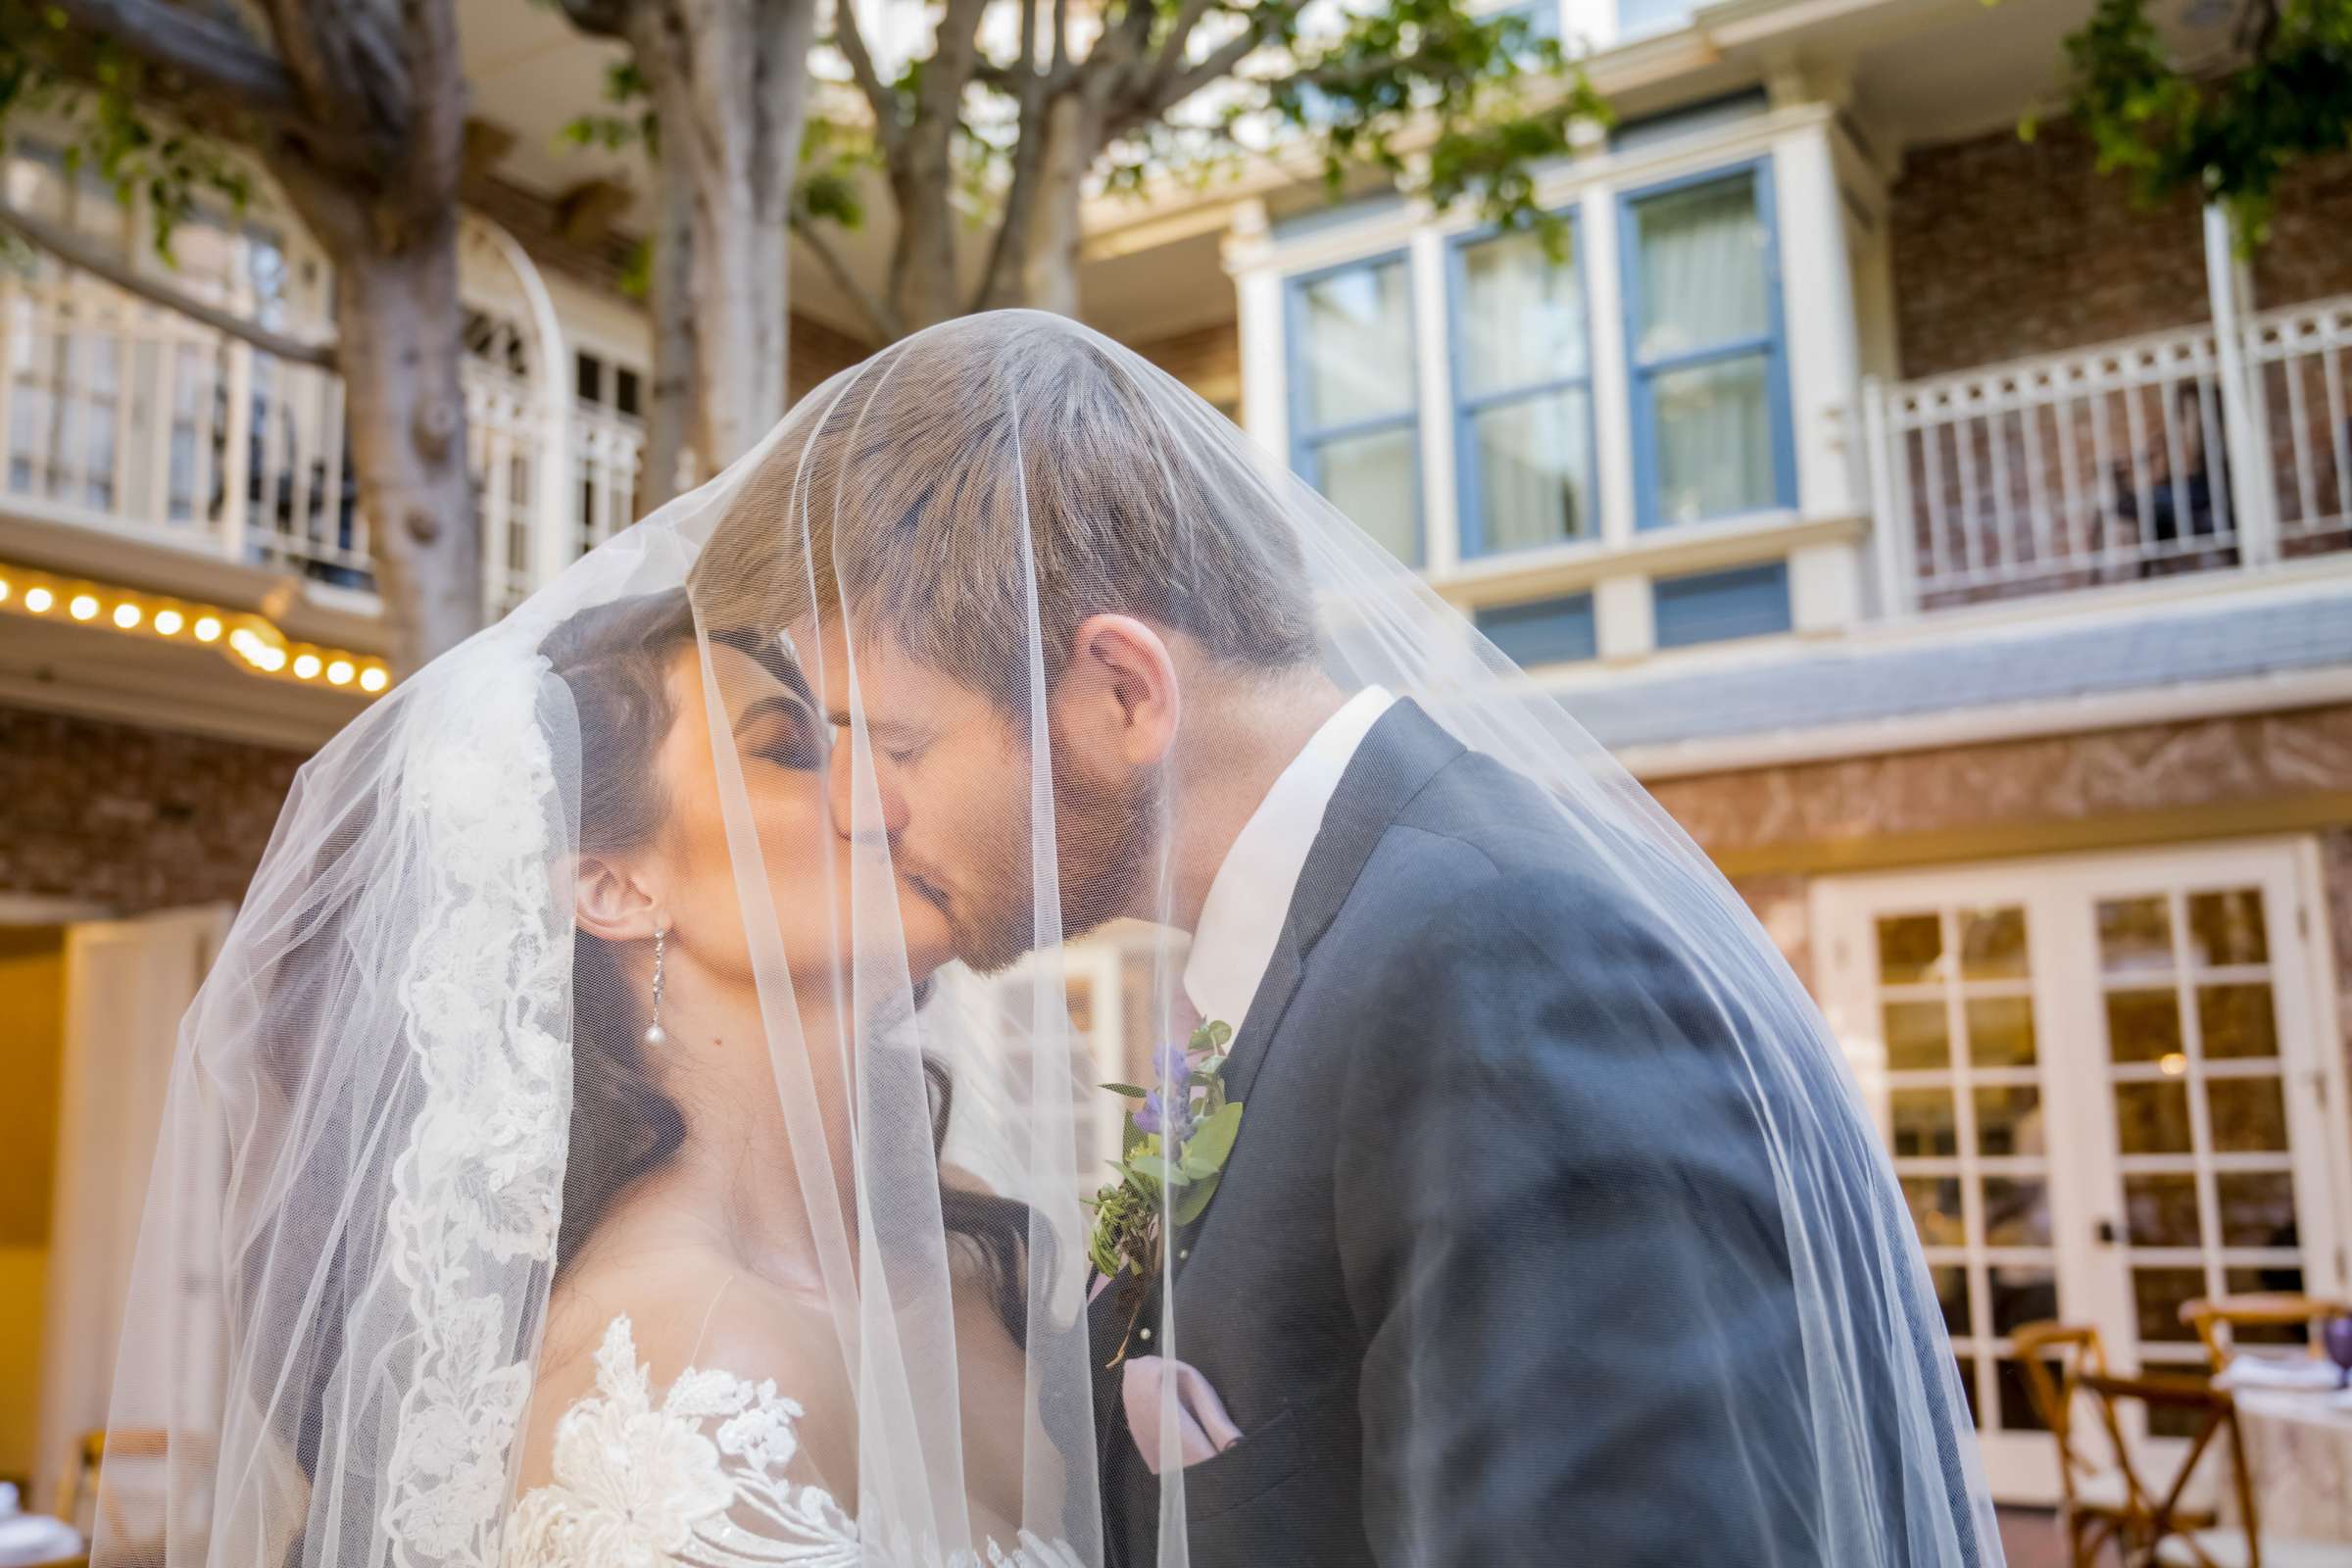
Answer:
[
  {"left": 1866, "top": 295, "right": 2352, "bottom": 612},
  {"left": 0, "top": 270, "right": 646, "bottom": 617}
]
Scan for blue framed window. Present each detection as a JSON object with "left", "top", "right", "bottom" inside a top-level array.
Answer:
[
  {"left": 1287, "top": 254, "right": 1422, "bottom": 564},
  {"left": 1652, "top": 561, "right": 1791, "bottom": 649},
  {"left": 1475, "top": 592, "right": 1597, "bottom": 666},
  {"left": 1618, "top": 0, "right": 1692, "bottom": 36},
  {"left": 1619, "top": 160, "right": 1796, "bottom": 530},
  {"left": 1447, "top": 218, "right": 1594, "bottom": 559}
]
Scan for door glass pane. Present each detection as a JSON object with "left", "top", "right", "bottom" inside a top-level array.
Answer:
[
  {"left": 1458, "top": 227, "right": 1586, "bottom": 397},
  {"left": 2098, "top": 896, "right": 2174, "bottom": 973},
  {"left": 2133, "top": 1268, "right": 2205, "bottom": 1342},
  {"left": 2208, "top": 1075, "right": 2288, "bottom": 1152},
  {"left": 1960, "top": 907, "right": 2030, "bottom": 980},
  {"left": 2114, "top": 1079, "right": 2193, "bottom": 1154},
  {"left": 1983, "top": 1178, "right": 2051, "bottom": 1247},
  {"left": 2187, "top": 890, "right": 2268, "bottom": 966},
  {"left": 1648, "top": 353, "right": 1772, "bottom": 524},
  {"left": 1988, "top": 1268, "right": 2059, "bottom": 1338},
  {"left": 1965, "top": 996, "right": 2036, "bottom": 1068},
  {"left": 1878, "top": 913, "right": 1942, "bottom": 984},
  {"left": 1885, "top": 1000, "right": 1950, "bottom": 1072},
  {"left": 1467, "top": 388, "right": 1593, "bottom": 551},
  {"left": 2105, "top": 989, "right": 2182, "bottom": 1064},
  {"left": 1931, "top": 1264, "right": 1969, "bottom": 1337},
  {"left": 1905, "top": 1177, "right": 1966, "bottom": 1247},
  {"left": 2123, "top": 1173, "right": 2202, "bottom": 1248},
  {"left": 1296, "top": 260, "right": 1413, "bottom": 427},
  {"left": 2198, "top": 984, "right": 2277, "bottom": 1058},
  {"left": 2216, "top": 1171, "right": 2298, "bottom": 1249},
  {"left": 1975, "top": 1085, "right": 2042, "bottom": 1157},
  {"left": 1891, "top": 1089, "right": 1959, "bottom": 1157},
  {"left": 1633, "top": 172, "right": 1766, "bottom": 359},
  {"left": 1313, "top": 425, "right": 1419, "bottom": 564},
  {"left": 1995, "top": 1357, "right": 2051, "bottom": 1432}
]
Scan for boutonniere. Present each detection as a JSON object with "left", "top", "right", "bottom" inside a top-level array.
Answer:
[{"left": 1085, "top": 1018, "right": 1242, "bottom": 1364}]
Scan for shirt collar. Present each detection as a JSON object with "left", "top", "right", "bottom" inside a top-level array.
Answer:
[{"left": 1182, "top": 686, "right": 1396, "bottom": 1033}]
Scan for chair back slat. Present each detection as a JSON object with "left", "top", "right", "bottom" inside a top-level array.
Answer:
[{"left": 2078, "top": 1370, "right": 2257, "bottom": 1568}]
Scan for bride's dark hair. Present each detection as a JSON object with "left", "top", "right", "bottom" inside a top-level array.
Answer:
[{"left": 544, "top": 588, "right": 1036, "bottom": 1341}]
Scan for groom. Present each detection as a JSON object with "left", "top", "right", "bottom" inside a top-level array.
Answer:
[{"left": 693, "top": 319, "right": 1982, "bottom": 1566}]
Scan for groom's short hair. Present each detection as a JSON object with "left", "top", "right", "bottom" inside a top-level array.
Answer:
[{"left": 690, "top": 312, "right": 1319, "bottom": 711}]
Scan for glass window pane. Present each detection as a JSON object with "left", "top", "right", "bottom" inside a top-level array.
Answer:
[
  {"left": 2216, "top": 1170, "right": 2298, "bottom": 1250},
  {"left": 2115, "top": 1080, "right": 2193, "bottom": 1154},
  {"left": 1931, "top": 1265, "right": 1970, "bottom": 1338},
  {"left": 1878, "top": 913, "right": 1942, "bottom": 985},
  {"left": 1960, "top": 907, "right": 2029, "bottom": 980},
  {"left": 1466, "top": 388, "right": 1592, "bottom": 552},
  {"left": 1995, "top": 1356, "right": 2053, "bottom": 1432},
  {"left": 2098, "top": 897, "right": 2174, "bottom": 974},
  {"left": 2133, "top": 1268, "right": 2206, "bottom": 1343},
  {"left": 1296, "top": 260, "right": 1414, "bottom": 428},
  {"left": 1884, "top": 1000, "right": 1950, "bottom": 1073},
  {"left": 2187, "top": 889, "right": 2269, "bottom": 967},
  {"left": 2105, "top": 989, "right": 2183, "bottom": 1065},
  {"left": 2124, "top": 1173, "right": 2202, "bottom": 1249},
  {"left": 2199, "top": 984, "right": 2278, "bottom": 1059},
  {"left": 1619, "top": 0, "right": 1693, "bottom": 35},
  {"left": 1904, "top": 1177, "right": 1966, "bottom": 1249},
  {"left": 1891, "top": 1089, "right": 1958, "bottom": 1158},
  {"left": 1975, "top": 1085, "right": 2043, "bottom": 1158},
  {"left": 1988, "top": 1269, "right": 2059, "bottom": 1339},
  {"left": 2208, "top": 1076, "right": 2288, "bottom": 1152},
  {"left": 1983, "top": 1179, "right": 2051, "bottom": 1247},
  {"left": 1965, "top": 996, "right": 2036, "bottom": 1068},
  {"left": 1459, "top": 227, "right": 1585, "bottom": 398},
  {"left": 1633, "top": 172, "right": 1766, "bottom": 361},
  {"left": 1649, "top": 353, "right": 1773, "bottom": 523},
  {"left": 1312, "top": 425, "right": 1419, "bottom": 564}
]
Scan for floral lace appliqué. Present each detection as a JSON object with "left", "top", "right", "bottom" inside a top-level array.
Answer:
[{"left": 505, "top": 1316, "right": 1082, "bottom": 1568}]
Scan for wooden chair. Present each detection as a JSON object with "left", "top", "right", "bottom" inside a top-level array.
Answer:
[
  {"left": 2078, "top": 1371, "right": 2342, "bottom": 1567},
  {"left": 2180, "top": 1296, "right": 2352, "bottom": 1373},
  {"left": 55, "top": 1429, "right": 170, "bottom": 1567},
  {"left": 2014, "top": 1322, "right": 2145, "bottom": 1567}
]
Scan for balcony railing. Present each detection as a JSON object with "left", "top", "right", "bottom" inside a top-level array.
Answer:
[
  {"left": 0, "top": 270, "right": 646, "bottom": 616},
  {"left": 1863, "top": 294, "right": 2352, "bottom": 613}
]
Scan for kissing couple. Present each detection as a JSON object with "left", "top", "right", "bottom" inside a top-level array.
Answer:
[{"left": 95, "top": 312, "right": 1997, "bottom": 1568}]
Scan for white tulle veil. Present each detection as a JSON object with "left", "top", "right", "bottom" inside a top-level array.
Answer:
[{"left": 91, "top": 309, "right": 1997, "bottom": 1568}]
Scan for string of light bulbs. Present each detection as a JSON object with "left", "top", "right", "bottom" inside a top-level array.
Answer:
[{"left": 0, "top": 560, "right": 392, "bottom": 694}]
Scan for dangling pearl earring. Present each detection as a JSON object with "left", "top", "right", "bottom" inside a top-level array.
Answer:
[{"left": 643, "top": 921, "right": 669, "bottom": 1048}]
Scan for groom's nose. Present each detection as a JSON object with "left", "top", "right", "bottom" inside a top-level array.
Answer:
[{"left": 828, "top": 742, "right": 909, "bottom": 844}]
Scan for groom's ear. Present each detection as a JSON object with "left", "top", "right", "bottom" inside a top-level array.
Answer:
[
  {"left": 572, "top": 854, "right": 665, "bottom": 943},
  {"left": 1059, "top": 613, "right": 1179, "bottom": 770}
]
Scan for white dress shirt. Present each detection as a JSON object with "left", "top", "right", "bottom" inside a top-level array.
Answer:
[{"left": 1181, "top": 686, "right": 1396, "bottom": 1034}]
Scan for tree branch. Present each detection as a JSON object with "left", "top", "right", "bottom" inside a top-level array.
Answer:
[
  {"left": 833, "top": 3, "right": 904, "bottom": 159},
  {"left": 790, "top": 215, "right": 900, "bottom": 342},
  {"left": 52, "top": 0, "right": 303, "bottom": 120},
  {"left": 0, "top": 200, "right": 337, "bottom": 367},
  {"left": 1143, "top": 0, "right": 1223, "bottom": 101}
]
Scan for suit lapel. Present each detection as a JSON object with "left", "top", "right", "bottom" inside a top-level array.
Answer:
[{"left": 1180, "top": 698, "right": 1463, "bottom": 1251}]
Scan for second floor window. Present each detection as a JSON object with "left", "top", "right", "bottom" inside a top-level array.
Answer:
[
  {"left": 1623, "top": 163, "right": 1792, "bottom": 528},
  {"left": 1288, "top": 255, "right": 1421, "bottom": 564},
  {"left": 1618, "top": 0, "right": 1693, "bottom": 36},
  {"left": 1451, "top": 221, "right": 1592, "bottom": 557}
]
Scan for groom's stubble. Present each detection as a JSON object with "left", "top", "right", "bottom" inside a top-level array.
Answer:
[{"left": 947, "top": 716, "right": 1161, "bottom": 975}]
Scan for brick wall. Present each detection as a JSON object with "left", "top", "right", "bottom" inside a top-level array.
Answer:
[
  {"left": 1130, "top": 319, "right": 1242, "bottom": 411},
  {"left": 0, "top": 706, "right": 304, "bottom": 915},
  {"left": 1887, "top": 121, "right": 2209, "bottom": 380},
  {"left": 1888, "top": 122, "right": 2352, "bottom": 382}
]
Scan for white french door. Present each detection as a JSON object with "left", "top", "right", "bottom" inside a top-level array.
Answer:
[{"left": 1813, "top": 839, "right": 2350, "bottom": 1503}]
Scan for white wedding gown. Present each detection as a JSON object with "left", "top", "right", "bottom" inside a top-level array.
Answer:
[{"left": 504, "top": 1315, "right": 1085, "bottom": 1568}]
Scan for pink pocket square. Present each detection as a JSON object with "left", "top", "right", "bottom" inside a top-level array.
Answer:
[{"left": 1122, "top": 1354, "right": 1244, "bottom": 1475}]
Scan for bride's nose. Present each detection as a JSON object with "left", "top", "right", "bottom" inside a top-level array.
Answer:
[{"left": 827, "top": 742, "right": 908, "bottom": 844}]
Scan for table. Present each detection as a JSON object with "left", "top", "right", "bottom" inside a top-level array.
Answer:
[{"left": 2230, "top": 1385, "right": 2352, "bottom": 1543}]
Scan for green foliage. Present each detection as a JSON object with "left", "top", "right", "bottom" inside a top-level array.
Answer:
[
  {"left": 1084, "top": 1017, "right": 1244, "bottom": 1299},
  {"left": 2044, "top": 0, "right": 2352, "bottom": 249},
  {"left": 0, "top": 4, "right": 255, "bottom": 262}
]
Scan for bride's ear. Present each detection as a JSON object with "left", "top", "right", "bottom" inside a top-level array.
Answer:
[{"left": 573, "top": 854, "right": 665, "bottom": 942}]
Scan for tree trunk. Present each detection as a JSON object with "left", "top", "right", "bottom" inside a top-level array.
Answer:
[
  {"left": 639, "top": 34, "right": 698, "bottom": 509},
  {"left": 333, "top": 221, "right": 480, "bottom": 671},
  {"left": 890, "top": 141, "right": 968, "bottom": 333},
  {"left": 640, "top": 0, "right": 817, "bottom": 472},
  {"left": 1017, "top": 95, "right": 1092, "bottom": 318}
]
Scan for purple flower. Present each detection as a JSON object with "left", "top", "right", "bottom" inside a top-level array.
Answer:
[
  {"left": 1151, "top": 1035, "right": 1193, "bottom": 1090},
  {"left": 1132, "top": 1089, "right": 1193, "bottom": 1143}
]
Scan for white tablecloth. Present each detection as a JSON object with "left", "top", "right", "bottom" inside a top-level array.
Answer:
[{"left": 2230, "top": 1385, "right": 2352, "bottom": 1542}]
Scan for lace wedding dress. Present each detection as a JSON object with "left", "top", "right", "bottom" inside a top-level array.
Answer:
[{"left": 504, "top": 1316, "right": 1085, "bottom": 1568}]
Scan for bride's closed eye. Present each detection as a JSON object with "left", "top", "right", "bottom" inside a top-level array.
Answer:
[{"left": 737, "top": 696, "right": 827, "bottom": 772}]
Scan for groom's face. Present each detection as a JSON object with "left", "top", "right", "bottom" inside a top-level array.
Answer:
[{"left": 812, "top": 620, "right": 1155, "bottom": 974}]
